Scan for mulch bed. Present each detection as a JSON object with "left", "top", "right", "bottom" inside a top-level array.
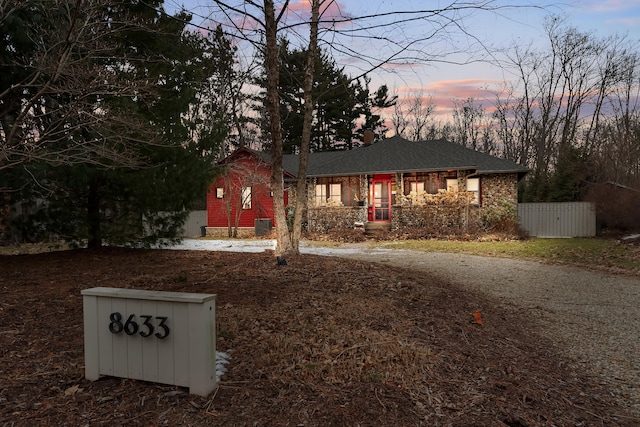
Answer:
[{"left": 1, "top": 247, "right": 637, "bottom": 426}]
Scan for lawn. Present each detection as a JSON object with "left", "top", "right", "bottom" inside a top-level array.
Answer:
[{"left": 376, "top": 237, "right": 640, "bottom": 274}]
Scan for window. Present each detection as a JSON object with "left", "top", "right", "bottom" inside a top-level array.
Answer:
[
  {"left": 446, "top": 179, "right": 458, "bottom": 192},
  {"left": 425, "top": 175, "right": 439, "bottom": 194},
  {"left": 467, "top": 178, "right": 480, "bottom": 205},
  {"left": 241, "top": 186, "right": 252, "bottom": 209},
  {"left": 315, "top": 182, "right": 342, "bottom": 205},
  {"left": 314, "top": 184, "right": 327, "bottom": 205},
  {"left": 409, "top": 181, "right": 425, "bottom": 194},
  {"left": 216, "top": 187, "right": 224, "bottom": 199},
  {"left": 329, "top": 183, "right": 341, "bottom": 204}
]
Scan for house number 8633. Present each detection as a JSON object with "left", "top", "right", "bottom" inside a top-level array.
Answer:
[{"left": 108, "top": 312, "right": 170, "bottom": 339}]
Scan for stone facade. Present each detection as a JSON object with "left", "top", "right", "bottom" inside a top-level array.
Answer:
[
  {"left": 391, "top": 205, "right": 478, "bottom": 231},
  {"left": 299, "top": 173, "right": 519, "bottom": 233},
  {"left": 307, "top": 206, "right": 367, "bottom": 233},
  {"left": 480, "top": 173, "right": 519, "bottom": 210},
  {"left": 390, "top": 174, "right": 518, "bottom": 231},
  {"left": 204, "top": 227, "right": 258, "bottom": 238}
]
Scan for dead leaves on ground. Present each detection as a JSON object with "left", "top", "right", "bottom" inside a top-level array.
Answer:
[{"left": 0, "top": 248, "right": 637, "bottom": 426}]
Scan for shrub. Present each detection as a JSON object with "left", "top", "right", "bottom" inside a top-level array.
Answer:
[{"left": 479, "top": 201, "right": 521, "bottom": 234}]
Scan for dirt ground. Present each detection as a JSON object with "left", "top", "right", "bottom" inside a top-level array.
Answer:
[{"left": 1, "top": 247, "right": 638, "bottom": 426}]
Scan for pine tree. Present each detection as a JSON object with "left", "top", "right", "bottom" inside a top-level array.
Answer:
[
  {"left": 1, "top": 1, "right": 229, "bottom": 246},
  {"left": 256, "top": 42, "right": 395, "bottom": 153}
]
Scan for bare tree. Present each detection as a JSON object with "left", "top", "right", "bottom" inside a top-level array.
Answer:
[
  {"left": 590, "top": 50, "right": 640, "bottom": 185},
  {"left": 392, "top": 90, "right": 437, "bottom": 141},
  {"left": 390, "top": 97, "right": 409, "bottom": 138},
  {"left": 495, "top": 15, "right": 640, "bottom": 183},
  {"left": 451, "top": 98, "right": 490, "bottom": 152},
  {"left": 289, "top": 0, "right": 320, "bottom": 253},
  {"left": 207, "top": 1, "right": 544, "bottom": 254},
  {"left": 409, "top": 93, "right": 437, "bottom": 141},
  {"left": 0, "top": 1, "right": 180, "bottom": 173},
  {"left": 262, "top": 0, "right": 293, "bottom": 254}
]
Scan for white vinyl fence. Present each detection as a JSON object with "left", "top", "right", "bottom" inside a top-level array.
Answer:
[{"left": 518, "top": 202, "right": 596, "bottom": 238}]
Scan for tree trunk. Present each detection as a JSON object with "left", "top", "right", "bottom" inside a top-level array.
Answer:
[
  {"left": 264, "top": 0, "right": 293, "bottom": 256},
  {"left": 291, "top": 0, "right": 319, "bottom": 251}
]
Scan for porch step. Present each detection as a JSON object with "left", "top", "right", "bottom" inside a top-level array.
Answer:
[{"left": 364, "top": 222, "right": 391, "bottom": 235}]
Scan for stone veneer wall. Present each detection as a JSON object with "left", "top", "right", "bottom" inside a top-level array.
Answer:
[
  {"left": 391, "top": 205, "right": 477, "bottom": 230},
  {"left": 204, "top": 227, "right": 258, "bottom": 238},
  {"left": 302, "top": 176, "right": 367, "bottom": 232},
  {"left": 479, "top": 173, "right": 519, "bottom": 210},
  {"left": 298, "top": 173, "right": 518, "bottom": 233},
  {"left": 390, "top": 173, "right": 518, "bottom": 231},
  {"left": 307, "top": 206, "right": 367, "bottom": 233}
]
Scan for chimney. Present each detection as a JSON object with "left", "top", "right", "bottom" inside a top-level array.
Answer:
[{"left": 363, "top": 130, "right": 374, "bottom": 145}]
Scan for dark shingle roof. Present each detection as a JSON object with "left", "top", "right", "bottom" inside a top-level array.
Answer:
[{"left": 282, "top": 136, "right": 529, "bottom": 178}]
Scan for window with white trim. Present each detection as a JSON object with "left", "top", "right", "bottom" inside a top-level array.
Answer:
[
  {"left": 329, "top": 183, "right": 341, "bottom": 204},
  {"left": 314, "top": 184, "right": 327, "bottom": 205},
  {"left": 241, "top": 186, "right": 252, "bottom": 209},
  {"left": 446, "top": 178, "right": 458, "bottom": 192},
  {"left": 466, "top": 178, "right": 480, "bottom": 205}
]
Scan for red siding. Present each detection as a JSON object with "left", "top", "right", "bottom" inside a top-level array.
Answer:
[{"left": 206, "top": 150, "right": 287, "bottom": 229}]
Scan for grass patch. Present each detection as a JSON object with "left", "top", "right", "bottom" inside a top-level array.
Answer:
[{"left": 378, "top": 238, "right": 640, "bottom": 272}]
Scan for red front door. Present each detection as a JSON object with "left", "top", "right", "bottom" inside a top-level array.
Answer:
[{"left": 369, "top": 175, "right": 392, "bottom": 222}]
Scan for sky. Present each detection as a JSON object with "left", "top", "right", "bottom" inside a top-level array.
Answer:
[{"left": 165, "top": 0, "right": 640, "bottom": 120}]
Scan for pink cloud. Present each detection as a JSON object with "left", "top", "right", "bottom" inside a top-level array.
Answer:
[
  {"left": 283, "top": 1, "right": 311, "bottom": 20},
  {"left": 285, "top": 1, "right": 352, "bottom": 18},
  {"left": 392, "top": 79, "right": 501, "bottom": 117},
  {"left": 281, "top": 0, "right": 353, "bottom": 29},
  {"left": 189, "top": 1, "right": 356, "bottom": 43}
]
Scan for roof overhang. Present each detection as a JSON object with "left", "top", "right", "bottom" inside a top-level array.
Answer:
[{"left": 307, "top": 166, "right": 478, "bottom": 178}]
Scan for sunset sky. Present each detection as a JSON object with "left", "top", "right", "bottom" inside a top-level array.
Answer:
[{"left": 166, "top": 0, "right": 640, "bottom": 119}]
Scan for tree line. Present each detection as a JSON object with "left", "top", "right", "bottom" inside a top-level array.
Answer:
[
  {"left": 392, "top": 16, "right": 640, "bottom": 203},
  {"left": 0, "top": 0, "right": 392, "bottom": 247},
  {"left": 1, "top": 0, "right": 229, "bottom": 246},
  {"left": 2, "top": 1, "right": 638, "bottom": 249}
]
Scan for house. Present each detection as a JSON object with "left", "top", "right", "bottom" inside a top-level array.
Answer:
[
  {"left": 206, "top": 136, "right": 529, "bottom": 235},
  {"left": 206, "top": 147, "right": 291, "bottom": 236}
]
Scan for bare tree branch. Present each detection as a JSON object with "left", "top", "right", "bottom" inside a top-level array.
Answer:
[{"left": 1, "top": 0, "right": 186, "bottom": 172}]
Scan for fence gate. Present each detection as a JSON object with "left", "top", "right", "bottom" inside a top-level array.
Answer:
[{"left": 518, "top": 202, "right": 596, "bottom": 238}]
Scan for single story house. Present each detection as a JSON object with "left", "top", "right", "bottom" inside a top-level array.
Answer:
[{"left": 206, "top": 135, "right": 529, "bottom": 235}]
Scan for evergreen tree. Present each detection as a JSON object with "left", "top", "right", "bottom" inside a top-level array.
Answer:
[
  {"left": 353, "top": 76, "right": 397, "bottom": 143},
  {"left": 256, "top": 41, "right": 395, "bottom": 153},
  {"left": 548, "top": 146, "right": 594, "bottom": 202},
  {"left": 1, "top": 0, "right": 228, "bottom": 246},
  {"left": 519, "top": 146, "right": 594, "bottom": 203}
]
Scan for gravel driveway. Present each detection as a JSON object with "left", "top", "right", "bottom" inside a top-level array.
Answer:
[
  {"left": 301, "top": 243, "right": 640, "bottom": 416},
  {"left": 173, "top": 239, "right": 640, "bottom": 416}
]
